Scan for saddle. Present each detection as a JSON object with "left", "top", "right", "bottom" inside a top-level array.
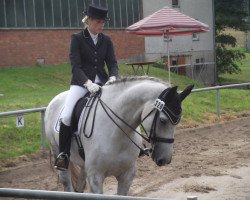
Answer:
[
  {"left": 71, "top": 94, "right": 90, "bottom": 133},
  {"left": 70, "top": 91, "right": 101, "bottom": 160},
  {"left": 70, "top": 92, "right": 92, "bottom": 161}
]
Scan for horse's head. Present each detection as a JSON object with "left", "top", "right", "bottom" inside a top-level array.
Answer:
[{"left": 141, "top": 85, "right": 194, "bottom": 166}]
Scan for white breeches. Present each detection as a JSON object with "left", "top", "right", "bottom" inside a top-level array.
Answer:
[{"left": 61, "top": 75, "right": 101, "bottom": 126}]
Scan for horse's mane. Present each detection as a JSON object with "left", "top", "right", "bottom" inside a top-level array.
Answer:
[{"left": 107, "top": 76, "right": 169, "bottom": 86}]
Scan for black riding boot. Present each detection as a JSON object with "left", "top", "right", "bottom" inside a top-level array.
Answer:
[{"left": 54, "top": 122, "right": 72, "bottom": 171}]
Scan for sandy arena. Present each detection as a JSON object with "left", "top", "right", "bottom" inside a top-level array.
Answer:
[{"left": 0, "top": 116, "right": 250, "bottom": 200}]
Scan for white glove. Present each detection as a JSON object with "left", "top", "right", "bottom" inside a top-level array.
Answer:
[
  {"left": 84, "top": 80, "right": 100, "bottom": 93},
  {"left": 105, "top": 76, "right": 116, "bottom": 85}
]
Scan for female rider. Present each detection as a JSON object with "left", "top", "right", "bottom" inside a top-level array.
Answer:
[{"left": 54, "top": 4, "right": 119, "bottom": 171}]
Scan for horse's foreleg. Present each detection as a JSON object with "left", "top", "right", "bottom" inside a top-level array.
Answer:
[
  {"left": 87, "top": 174, "right": 104, "bottom": 194},
  {"left": 116, "top": 165, "right": 136, "bottom": 196},
  {"left": 75, "top": 167, "right": 87, "bottom": 193},
  {"left": 58, "top": 164, "right": 74, "bottom": 192},
  {"left": 58, "top": 171, "right": 74, "bottom": 192}
]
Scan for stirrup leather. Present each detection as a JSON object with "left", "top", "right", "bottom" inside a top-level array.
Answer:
[{"left": 54, "top": 152, "right": 69, "bottom": 171}]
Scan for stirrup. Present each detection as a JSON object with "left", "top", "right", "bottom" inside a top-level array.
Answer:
[{"left": 54, "top": 152, "right": 69, "bottom": 171}]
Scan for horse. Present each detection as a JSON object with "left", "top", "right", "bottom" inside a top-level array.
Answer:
[{"left": 44, "top": 76, "right": 193, "bottom": 195}]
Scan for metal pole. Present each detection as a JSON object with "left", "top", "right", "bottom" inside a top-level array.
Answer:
[
  {"left": 41, "top": 110, "right": 47, "bottom": 157},
  {"left": 191, "top": 82, "right": 250, "bottom": 92},
  {"left": 166, "top": 35, "right": 171, "bottom": 84},
  {"left": 0, "top": 188, "right": 164, "bottom": 200},
  {"left": 0, "top": 107, "right": 46, "bottom": 117},
  {"left": 216, "top": 89, "right": 220, "bottom": 118},
  {"left": 212, "top": 0, "right": 217, "bottom": 84}
]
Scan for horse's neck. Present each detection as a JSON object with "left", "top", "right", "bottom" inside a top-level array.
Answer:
[{"left": 102, "top": 80, "right": 166, "bottom": 127}]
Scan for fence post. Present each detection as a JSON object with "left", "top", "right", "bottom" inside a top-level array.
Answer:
[
  {"left": 41, "top": 110, "right": 47, "bottom": 157},
  {"left": 216, "top": 89, "right": 220, "bottom": 118}
]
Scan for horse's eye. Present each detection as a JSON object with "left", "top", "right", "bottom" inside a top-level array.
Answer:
[{"left": 160, "top": 117, "right": 167, "bottom": 124}]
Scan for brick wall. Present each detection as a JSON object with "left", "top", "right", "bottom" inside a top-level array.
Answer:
[{"left": 0, "top": 29, "right": 145, "bottom": 67}]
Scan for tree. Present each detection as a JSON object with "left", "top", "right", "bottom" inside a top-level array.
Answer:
[{"left": 215, "top": 0, "right": 248, "bottom": 76}]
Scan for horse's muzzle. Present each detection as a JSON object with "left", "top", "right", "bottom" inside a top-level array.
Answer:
[{"left": 154, "top": 156, "right": 172, "bottom": 166}]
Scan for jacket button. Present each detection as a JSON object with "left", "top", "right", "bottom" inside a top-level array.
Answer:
[
  {"left": 95, "top": 59, "right": 98, "bottom": 62},
  {"left": 94, "top": 52, "right": 97, "bottom": 54},
  {"left": 94, "top": 66, "right": 97, "bottom": 69}
]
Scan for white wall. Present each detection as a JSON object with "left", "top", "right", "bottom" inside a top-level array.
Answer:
[
  {"left": 142, "top": 0, "right": 215, "bottom": 84},
  {"left": 143, "top": 0, "right": 214, "bottom": 54}
]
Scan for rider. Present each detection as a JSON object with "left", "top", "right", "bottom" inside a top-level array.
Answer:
[{"left": 54, "top": 4, "right": 119, "bottom": 171}]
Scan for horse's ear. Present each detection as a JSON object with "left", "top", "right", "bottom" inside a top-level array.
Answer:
[
  {"left": 179, "top": 85, "right": 194, "bottom": 102},
  {"left": 163, "top": 86, "right": 178, "bottom": 100}
]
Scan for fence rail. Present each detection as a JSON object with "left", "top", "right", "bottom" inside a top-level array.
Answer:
[
  {"left": 0, "top": 107, "right": 47, "bottom": 155},
  {"left": 0, "top": 188, "right": 197, "bottom": 200},
  {"left": 0, "top": 83, "right": 249, "bottom": 155}
]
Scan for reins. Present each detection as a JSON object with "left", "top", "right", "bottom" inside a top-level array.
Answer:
[
  {"left": 98, "top": 98, "right": 152, "bottom": 156},
  {"left": 81, "top": 90, "right": 153, "bottom": 156},
  {"left": 82, "top": 92, "right": 99, "bottom": 138},
  {"left": 81, "top": 87, "right": 178, "bottom": 157}
]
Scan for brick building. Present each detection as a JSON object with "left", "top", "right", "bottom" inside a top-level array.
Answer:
[{"left": 0, "top": 0, "right": 144, "bottom": 67}]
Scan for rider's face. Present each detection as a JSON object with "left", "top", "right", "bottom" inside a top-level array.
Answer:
[{"left": 88, "top": 18, "right": 105, "bottom": 34}]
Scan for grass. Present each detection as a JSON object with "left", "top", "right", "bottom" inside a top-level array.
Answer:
[
  {"left": 218, "top": 49, "right": 250, "bottom": 83},
  {"left": 0, "top": 59, "right": 250, "bottom": 161}
]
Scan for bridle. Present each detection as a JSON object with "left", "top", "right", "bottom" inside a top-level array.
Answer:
[
  {"left": 140, "top": 88, "right": 181, "bottom": 149},
  {"left": 82, "top": 88, "right": 182, "bottom": 156}
]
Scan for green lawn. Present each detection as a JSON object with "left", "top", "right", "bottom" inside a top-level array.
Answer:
[
  {"left": 0, "top": 60, "right": 249, "bottom": 161},
  {"left": 218, "top": 50, "right": 250, "bottom": 83}
]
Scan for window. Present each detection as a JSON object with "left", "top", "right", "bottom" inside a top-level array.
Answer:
[
  {"left": 172, "top": 58, "right": 177, "bottom": 66},
  {"left": 172, "top": 0, "right": 179, "bottom": 7},
  {"left": 0, "top": 0, "right": 4, "bottom": 27},
  {"left": 164, "top": 35, "right": 172, "bottom": 42},
  {"left": 194, "top": 58, "right": 205, "bottom": 70},
  {"left": 25, "top": 0, "right": 35, "bottom": 27},
  {"left": 44, "top": 0, "right": 53, "bottom": 27},
  {"left": 5, "top": 0, "right": 15, "bottom": 27},
  {"left": 192, "top": 33, "right": 199, "bottom": 41},
  {"left": 0, "top": 0, "right": 142, "bottom": 29},
  {"left": 35, "top": 0, "right": 45, "bottom": 27}
]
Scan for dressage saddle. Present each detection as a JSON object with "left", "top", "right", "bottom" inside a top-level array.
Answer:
[{"left": 70, "top": 93, "right": 91, "bottom": 161}]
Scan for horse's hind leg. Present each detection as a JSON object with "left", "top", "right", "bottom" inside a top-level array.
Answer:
[{"left": 116, "top": 165, "right": 136, "bottom": 196}]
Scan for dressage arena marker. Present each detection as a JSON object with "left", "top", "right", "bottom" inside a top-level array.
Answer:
[{"left": 16, "top": 115, "right": 24, "bottom": 127}]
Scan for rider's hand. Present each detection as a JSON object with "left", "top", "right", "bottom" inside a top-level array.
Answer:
[
  {"left": 105, "top": 76, "right": 116, "bottom": 85},
  {"left": 84, "top": 80, "right": 100, "bottom": 93}
]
